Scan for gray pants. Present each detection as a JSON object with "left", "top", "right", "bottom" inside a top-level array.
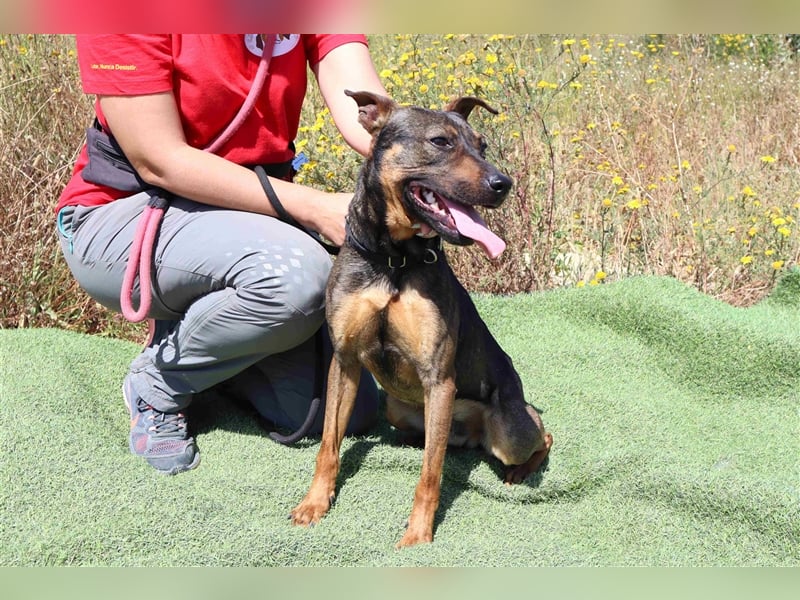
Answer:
[{"left": 57, "top": 193, "right": 378, "bottom": 434}]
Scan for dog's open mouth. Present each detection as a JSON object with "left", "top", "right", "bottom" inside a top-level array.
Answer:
[{"left": 406, "top": 183, "right": 506, "bottom": 259}]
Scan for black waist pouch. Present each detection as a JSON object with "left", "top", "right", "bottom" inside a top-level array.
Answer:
[
  {"left": 81, "top": 118, "right": 296, "bottom": 191},
  {"left": 81, "top": 120, "right": 150, "bottom": 192}
]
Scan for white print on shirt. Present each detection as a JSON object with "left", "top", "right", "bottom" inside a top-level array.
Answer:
[{"left": 244, "top": 34, "right": 300, "bottom": 58}]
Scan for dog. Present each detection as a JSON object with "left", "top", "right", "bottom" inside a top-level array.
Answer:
[{"left": 290, "top": 90, "right": 553, "bottom": 548}]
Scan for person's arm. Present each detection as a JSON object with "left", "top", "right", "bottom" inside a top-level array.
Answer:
[
  {"left": 312, "top": 41, "right": 388, "bottom": 157},
  {"left": 98, "top": 92, "right": 352, "bottom": 245}
]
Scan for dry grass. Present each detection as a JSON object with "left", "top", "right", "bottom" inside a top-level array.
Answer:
[{"left": 2, "top": 34, "right": 798, "bottom": 341}]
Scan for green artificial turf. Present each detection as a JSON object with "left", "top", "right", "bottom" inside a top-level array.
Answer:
[{"left": 1, "top": 274, "right": 798, "bottom": 566}]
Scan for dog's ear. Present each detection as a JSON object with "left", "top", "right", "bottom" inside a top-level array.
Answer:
[
  {"left": 445, "top": 96, "right": 499, "bottom": 120},
  {"left": 345, "top": 90, "right": 397, "bottom": 136}
]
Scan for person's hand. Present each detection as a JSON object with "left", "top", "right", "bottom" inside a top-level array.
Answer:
[{"left": 298, "top": 191, "right": 352, "bottom": 247}]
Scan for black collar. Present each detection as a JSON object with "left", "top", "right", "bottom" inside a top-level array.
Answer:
[{"left": 344, "top": 220, "right": 442, "bottom": 269}]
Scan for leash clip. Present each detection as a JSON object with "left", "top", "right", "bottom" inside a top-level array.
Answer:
[{"left": 387, "top": 255, "right": 407, "bottom": 269}]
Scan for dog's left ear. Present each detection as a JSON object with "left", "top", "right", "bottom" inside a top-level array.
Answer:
[
  {"left": 445, "top": 97, "right": 499, "bottom": 121},
  {"left": 345, "top": 90, "right": 397, "bottom": 136}
]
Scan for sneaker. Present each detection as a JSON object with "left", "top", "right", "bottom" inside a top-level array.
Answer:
[{"left": 122, "top": 376, "right": 200, "bottom": 475}]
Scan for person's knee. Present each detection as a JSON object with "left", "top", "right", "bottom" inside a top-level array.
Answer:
[{"left": 238, "top": 237, "right": 331, "bottom": 323}]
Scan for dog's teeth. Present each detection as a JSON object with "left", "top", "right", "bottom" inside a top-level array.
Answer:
[
  {"left": 411, "top": 223, "right": 421, "bottom": 229},
  {"left": 423, "top": 190, "right": 436, "bottom": 205}
]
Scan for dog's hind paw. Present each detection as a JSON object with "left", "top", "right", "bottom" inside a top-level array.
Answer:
[{"left": 503, "top": 433, "right": 553, "bottom": 485}]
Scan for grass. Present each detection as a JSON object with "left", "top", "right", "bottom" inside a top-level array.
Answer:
[
  {"left": 1, "top": 34, "right": 799, "bottom": 340},
  {"left": 1, "top": 33, "right": 798, "bottom": 567},
  {"left": 1, "top": 274, "right": 798, "bottom": 566}
]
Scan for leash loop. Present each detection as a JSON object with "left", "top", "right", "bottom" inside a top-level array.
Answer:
[{"left": 424, "top": 248, "right": 439, "bottom": 264}]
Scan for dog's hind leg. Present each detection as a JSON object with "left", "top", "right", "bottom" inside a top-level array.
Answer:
[
  {"left": 290, "top": 355, "right": 361, "bottom": 526},
  {"left": 484, "top": 395, "right": 553, "bottom": 485}
]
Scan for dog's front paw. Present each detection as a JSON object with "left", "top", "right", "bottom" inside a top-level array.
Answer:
[
  {"left": 290, "top": 492, "right": 335, "bottom": 527},
  {"left": 396, "top": 527, "right": 433, "bottom": 548}
]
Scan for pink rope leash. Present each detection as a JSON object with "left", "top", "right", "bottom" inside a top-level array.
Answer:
[{"left": 120, "top": 35, "right": 276, "bottom": 323}]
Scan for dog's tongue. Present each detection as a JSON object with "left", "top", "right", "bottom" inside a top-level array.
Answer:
[{"left": 441, "top": 198, "right": 506, "bottom": 259}]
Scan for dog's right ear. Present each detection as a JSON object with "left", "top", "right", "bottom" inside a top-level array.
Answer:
[{"left": 345, "top": 90, "right": 396, "bottom": 136}]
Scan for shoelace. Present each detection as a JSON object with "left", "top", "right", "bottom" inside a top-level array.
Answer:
[{"left": 137, "top": 398, "right": 187, "bottom": 437}]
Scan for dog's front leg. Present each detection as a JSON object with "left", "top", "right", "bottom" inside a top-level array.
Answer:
[
  {"left": 397, "top": 377, "right": 456, "bottom": 548},
  {"left": 290, "top": 355, "right": 361, "bottom": 527}
]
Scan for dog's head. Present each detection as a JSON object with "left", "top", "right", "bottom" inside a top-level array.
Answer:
[{"left": 346, "top": 90, "right": 512, "bottom": 259}]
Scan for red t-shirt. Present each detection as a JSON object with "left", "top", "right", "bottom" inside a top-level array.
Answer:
[{"left": 55, "top": 34, "right": 367, "bottom": 212}]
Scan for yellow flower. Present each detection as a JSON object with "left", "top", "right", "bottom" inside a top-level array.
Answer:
[
  {"left": 742, "top": 186, "right": 756, "bottom": 197},
  {"left": 576, "top": 280, "right": 586, "bottom": 288},
  {"left": 485, "top": 53, "right": 498, "bottom": 64},
  {"left": 747, "top": 226, "right": 758, "bottom": 237},
  {"left": 611, "top": 175, "right": 624, "bottom": 186},
  {"left": 760, "top": 155, "right": 776, "bottom": 163},
  {"left": 419, "top": 84, "right": 429, "bottom": 94},
  {"left": 727, "top": 144, "right": 737, "bottom": 153},
  {"left": 579, "top": 54, "right": 591, "bottom": 64},
  {"left": 772, "top": 217, "right": 787, "bottom": 227},
  {"left": 626, "top": 199, "right": 643, "bottom": 210},
  {"left": 379, "top": 68, "right": 393, "bottom": 78},
  {"left": 740, "top": 255, "right": 753, "bottom": 265},
  {"left": 777, "top": 226, "right": 791, "bottom": 237},
  {"left": 459, "top": 51, "right": 477, "bottom": 65},
  {"left": 562, "top": 39, "right": 576, "bottom": 47},
  {"left": 772, "top": 260, "right": 785, "bottom": 270},
  {"left": 602, "top": 198, "right": 613, "bottom": 208},
  {"left": 764, "top": 249, "right": 776, "bottom": 256},
  {"left": 595, "top": 270, "right": 607, "bottom": 281}
]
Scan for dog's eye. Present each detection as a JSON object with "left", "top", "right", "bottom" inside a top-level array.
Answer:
[
  {"left": 430, "top": 136, "right": 452, "bottom": 149},
  {"left": 479, "top": 141, "right": 488, "bottom": 157}
]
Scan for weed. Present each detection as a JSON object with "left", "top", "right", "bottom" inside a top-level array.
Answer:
[{"left": 2, "top": 34, "right": 799, "bottom": 340}]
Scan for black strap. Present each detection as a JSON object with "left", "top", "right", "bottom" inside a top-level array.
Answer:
[
  {"left": 254, "top": 165, "right": 339, "bottom": 255},
  {"left": 254, "top": 164, "right": 299, "bottom": 227},
  {"left": 267, "top": 326, "right": 324, "bottom": 445}
]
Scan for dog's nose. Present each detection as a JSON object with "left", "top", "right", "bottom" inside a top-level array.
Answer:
[{"left": 487, "top": 173, "right": 512, "bottom": 197}]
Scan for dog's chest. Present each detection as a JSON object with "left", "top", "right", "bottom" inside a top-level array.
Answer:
[{"left": 329, "top": 282, "right": 451, "bottom": 401}]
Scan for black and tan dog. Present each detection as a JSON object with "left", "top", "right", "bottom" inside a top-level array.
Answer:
[{"left": 290, "top": 90, "right": 553, "bottom": 548}]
